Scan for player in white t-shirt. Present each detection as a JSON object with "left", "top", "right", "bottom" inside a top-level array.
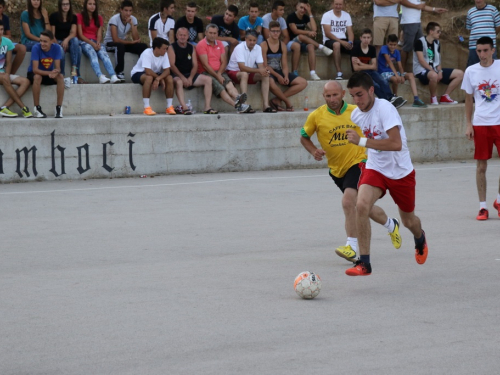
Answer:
[
  {"left": 320, "top": 0, "right": 354, "bottom": 80},
  {"left": 462, "top": 36, "right": 500, "bottom": 220},
  {"left": 130, "top": 37, "right": 175, "bottom": 116},
  {"left": 343, "top": 71, "right": 428, "bottom": 276}
]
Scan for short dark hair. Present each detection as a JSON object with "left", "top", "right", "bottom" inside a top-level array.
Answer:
[
  {"left": 245, "top": 29, "right": 258, "bottom": 38},
  {"left": 227, "top": 4, "right": 238, "bottom": 16},
  {"left": 249, "top": 2, "right": 259, "bottom": 9},
  {"left": 477, "top": 36, "right": 494, "bottom": 48},
  {"left": 0, "top": 0, "right": 6, "bottom": 6},
  {"left": 272, "top": 1, "right": 285, "bottom": 10},
  {"left": 152, "top": 37, "right": 169, "bottom": 49},
  {"left": 0, "top": 20, "right": 3, "bottom": 27},
  {"left": 426, "top": 21, "right": 440, "bottom": 34},
  {"left": 269, "top": 20, "right": 280, "bottom": 29},
  {"left": 347, "top": 71, "right": 374, "bottom": 91},
  {"left": 160, "top": 0, "right": 175, "bottom": 12},
  {"left": 186, "top": 2, "right": 197, "bottom": 8},
  {"left": 121, "top": 0, "right": 133, "bottom": 9},
  {"left": 387, "top": 34, "right": 398, "bottom": 43},
  {"left": 40, "top": 30, "right": 55, "bottom": 40},
  {"left": 361, "top": 28, "right": 372, "bottom": 36},
  {"left": 298, "top": 0, "right": 309, "bottom": 4}
]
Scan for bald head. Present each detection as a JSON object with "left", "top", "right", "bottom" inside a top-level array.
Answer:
[{"left": 324, "top": 80, "right": 343, "bottom": 93}]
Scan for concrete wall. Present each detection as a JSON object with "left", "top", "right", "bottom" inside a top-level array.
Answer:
[{"left": 0, "top": 105, "right": 472, "bottom": 183}]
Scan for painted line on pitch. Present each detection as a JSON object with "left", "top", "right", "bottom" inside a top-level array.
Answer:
[{"left": 1, "top": 163, "right": 499, "bottom": 196}]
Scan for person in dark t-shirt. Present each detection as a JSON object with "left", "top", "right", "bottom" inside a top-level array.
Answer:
[
  {"left": 351, "top": 28, "right": 405, "bottom": 108},
  {"left": 174, "top": 2, "right": 203, "bottom": 44},
  {"left": 211, "top": 5, "right": 240, "bottom": 56}
]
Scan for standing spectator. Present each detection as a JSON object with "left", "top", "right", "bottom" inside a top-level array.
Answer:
[
  {"left": 466, "top": 0, "right": 500, "bottom": 67},
  {"left": 0, "top": 20, "right": 33, "bottom": 118},
  {"left": 27, "top": 30, "right": 65, "bottom": 118},
  {"left": 399, "top": 0, "right": 447, "bottom": 71},
  {"left": 413, "top": 22, "right": 463, "bottom": 105},
  {"left": 174, "top": 2, "right": 204, "bottom": 45},
  {"left": 351, "top": 28, "right": 406, "bottom": 108},
  {"left": 50, "top": 0, "right": 83, "bottom": 83},
  {"left": 0, "top": 0, "right": 26, "bottom": 74},
  {"left": 286, "top": 0, "right": 333, "bottom": 80},
  {"left": 262, "top": 0, "right": 290, "bottom": 44},
  {"left": 372, "top": 0, "right": 399, "bottom": 56},
  {"left": 261, "top": 21, "right": 307, "bottom": 112},
  {"left": 321, "top": 0, "right": 354, "bottom": 80},
  {"left": 20, "top": 0, "right": 50, "bottom": 52},
  {"left": 77, "top": 0, "right": 122, "bottom": 84},
  {"left": 196, "top": 24, "right": 250, "bottom": 113},
  {"left": 378, "top": 34, "right": 426, "bottom": 107},
  {"left": 462, "top": 37, "right": 500, "bottom": 220},
  {"left": 104, "top": 0, "right": 148, "bottom": 81},
  {"left": 211, "top": 5, "right": 240, "bottom": 57},
  {"left": 168, "top": 27, "right": 217, "bottom": 115},
  {"left": 238, "top": 2, "right": 263, "bottom": 44},
  {"left": 148, "top": 0, "right": 175, "bottom": 45},
  {"left": 226, "top": 29, "right": 273, "bottom": 113},
  {"left": 130, "top": 37, "right": 175, "bottom": 116}
]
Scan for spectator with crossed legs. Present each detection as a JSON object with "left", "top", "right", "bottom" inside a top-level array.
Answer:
[
  {"left": 196, "top": 24, "right": 250, "bottom": 114},
  {"left": 261, "top": 21, "right": 307, "bottom": 112},
  {"left": 286, "top": 0, "right": 333, "bottom": 80}
]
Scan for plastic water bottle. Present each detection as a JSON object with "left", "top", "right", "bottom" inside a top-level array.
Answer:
[
  {"left": 187, "top": 99, "right": 193, "bottom": 113},
  {"left": 303, "top": 96, "right": 309, "bottom": 111}
]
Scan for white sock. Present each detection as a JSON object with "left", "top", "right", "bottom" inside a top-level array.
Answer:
[
  {"left": 143, "top": 98, "right": 150, "bottom": 108},
  {"left": 497, "top": 194, "right": 500, "bottom": 203},
  {"left": 310, "top": 70, "right": 316, "bottom": 75},
  {"left": 319, "top": 44, "right": 324, "bottom": 50},
  {"left": 346, "top": 237, "right": 358, "bottom": 252},
  {"left": 480, "top": 201, "right": 487, "bottom": 210},
  {"left": 384, "top": 218, "right": 395, "bottom": 233},
  {"left": 167, "top": 98, "right": 173, "bottom": 107}
]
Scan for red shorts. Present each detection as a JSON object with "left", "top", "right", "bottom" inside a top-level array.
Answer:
[
  {"left": 473, "top": 125, "right": 500, "bottom": 160},
  {"left": 227, "top": 70, "right": 258, "bottom": 84},
  {"left": 359, "top": 168, "right": 416, "bottom": 213}
]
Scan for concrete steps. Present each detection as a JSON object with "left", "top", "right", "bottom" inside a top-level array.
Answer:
[{"left": 0, "top": 105, "right": 471, "bottom": 183}]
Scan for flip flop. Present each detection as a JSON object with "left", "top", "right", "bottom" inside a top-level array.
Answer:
[
  {"left": 286, "top": 106, "right": 294, "bottom": 112},
  {"left": 203, "top": 108, "right": 219, "bottom": 114},
  {"left": 270, "top": 99, "right": 285, "bottom": 112},
  {"left": 263, "top": 107, "right": 277, "bottom": 113}
]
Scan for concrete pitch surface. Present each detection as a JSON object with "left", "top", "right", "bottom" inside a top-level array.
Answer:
[{"left": 1, "top": 161, "right": 499, "bottom": 374}]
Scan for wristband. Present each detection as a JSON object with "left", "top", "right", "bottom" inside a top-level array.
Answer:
[
  {"left": 309, "top": 15, "right": 314, "bottom": 17},
  {"left": 432, "top": 7, "right": 436, "bottom": 12},
  {"left": 358, "top": 138, "right": 367, "bottom": 147}
]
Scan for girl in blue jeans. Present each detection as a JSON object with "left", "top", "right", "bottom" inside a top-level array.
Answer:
[
  {"left": 76, "top": 0, "right": 122, "bottom": 83},
  {"left": 50, "top": 0, "right": 82, "bottom": 82}
]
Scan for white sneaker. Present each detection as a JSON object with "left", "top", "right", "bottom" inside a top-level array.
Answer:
[
  {"left": 322, "top": 46, "right": 333, "bottom": 56},
  {"left": 55, "top": 105, "right": 63, "bottom": 118},
  {"left": 33, "top": 105, "right": 47, "bottom": 118},
  {"left": 310, "top": 72, "right": 321, "bottom": 81},
  {"left": 99, "top": 75, "right": 110, "bottom": 84},
  {"left": 430, "top": 96, "right": 439, "bottom": 105},
  {"left": 110, "top": 75, "right": 123, "bottom": 84},
  {"left": 64, "top": 77, "right": 71, "bottom": 89}
]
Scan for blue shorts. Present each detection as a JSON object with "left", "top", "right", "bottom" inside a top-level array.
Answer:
[
  {"left": 131, "top": 71, "right": 145, "bottom": 84},
  {"left": 287, "top": 40, "right": 309, "bottom": 53},
  {"left": 415, "top": 68, "right": 453, "bottom": 85}
]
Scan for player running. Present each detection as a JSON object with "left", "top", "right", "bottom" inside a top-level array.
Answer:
[
  {"left": 345, "top": 72, "right": 428, "bottom": 276},
  {"left": 300, "top": 80, "right": 401, "bottom": 263}
]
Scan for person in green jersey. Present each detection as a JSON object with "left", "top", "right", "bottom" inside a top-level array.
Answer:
[{"left": 300, "top": 80, "right": 401, "bottom": 262}]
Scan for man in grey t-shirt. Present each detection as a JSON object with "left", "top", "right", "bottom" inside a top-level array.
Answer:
[{"left": 104, "top": 0, "right": 148, "bottom": 80}]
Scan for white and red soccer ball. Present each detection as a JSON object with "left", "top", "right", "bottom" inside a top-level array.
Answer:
[{"left": 294, "top": 271, "right": 321, "bottom": 299}]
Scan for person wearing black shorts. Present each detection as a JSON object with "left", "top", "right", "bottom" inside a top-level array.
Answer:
[{"left": 300, "top": 80, "right": 401, "bottom": 263}]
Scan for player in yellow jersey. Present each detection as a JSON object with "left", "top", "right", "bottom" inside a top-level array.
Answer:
[{"left": 300, "top": 80, "right": 401, "bottom": 262}]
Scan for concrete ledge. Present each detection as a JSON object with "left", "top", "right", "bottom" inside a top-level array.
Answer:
[{"left": 0, "top": 105, "right": 472, "bottom": 183}]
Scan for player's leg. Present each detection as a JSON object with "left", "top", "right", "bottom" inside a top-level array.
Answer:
[
  {"left": 399, "top": 209, "right": 427, "bottom": 265},
  {"left": 473, "top": 125, "right": 492, "bottom": 219},
  {"left": 369, "top": 203, "right": 402, "bottom": 250},
  {"left": 494, "top": 129, "right": 500, "bottom": 216}
]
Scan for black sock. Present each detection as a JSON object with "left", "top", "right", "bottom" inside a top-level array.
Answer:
[
  {"left": 360, "top": 255, "right": 370, "bottom": 264},
  {"left": 414, "top": 231, "right": 425, "bottom": 249}
]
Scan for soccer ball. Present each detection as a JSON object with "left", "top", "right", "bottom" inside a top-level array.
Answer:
[{"left": 294, "top": 271, "right": 321, "bottom": 299}]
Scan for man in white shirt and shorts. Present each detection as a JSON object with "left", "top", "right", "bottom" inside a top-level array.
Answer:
[
  {"left": 344, "top": 71, "right": 428, "bottom": 276},
  {"left": 462, "top": 36, "right": 500, "bottom": 220}
]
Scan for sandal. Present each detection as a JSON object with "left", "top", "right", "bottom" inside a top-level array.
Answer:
[
  {"left": 263, "top": 106, "right": 277, "bottom": 113},
  {"left": 270, "top": 99, "right": 285, "bottom": 112},
  {"left": 203, "top": 108, "right": 219, "bottom": 114},
  {"left": 183, "top": 110, "right": 193, "bottom": 115},
  {"left": 286, "top": 106, "right": 294, "bottom": 112}
]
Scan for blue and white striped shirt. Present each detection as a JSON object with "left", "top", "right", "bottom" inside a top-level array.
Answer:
[{"left": 466, "top": 4, "right": 500, "bottom": 49}]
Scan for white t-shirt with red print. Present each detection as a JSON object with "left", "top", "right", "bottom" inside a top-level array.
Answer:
[
  {"left": 351, "top": 98, "right": 413, "bottom": 179},
  {"left": 461, "top": 60, "right": 500, "bottom": 126}
]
